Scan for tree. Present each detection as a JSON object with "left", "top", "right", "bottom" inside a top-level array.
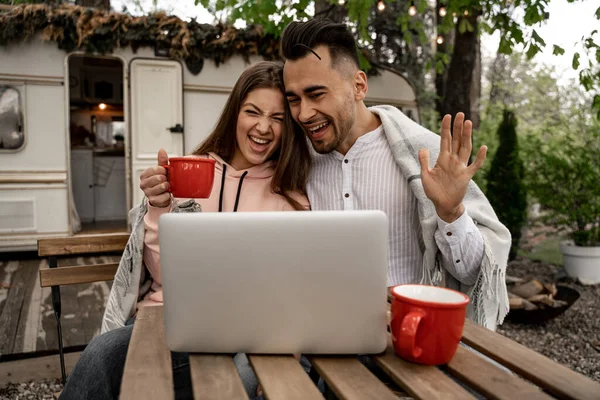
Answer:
[
  {"left": 193, "top": 0, "right": 600, "bottom": 120},
  {"left": 486, "top": 110, "right": 527, "bottom": 261}
]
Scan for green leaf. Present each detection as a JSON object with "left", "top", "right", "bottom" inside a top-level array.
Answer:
[
  {"left": 512, "top": 27, "right": 525, "bottom": 44},
  {"left": 553, "top": 45, "right": 565, "bottom": 56},
  {"left": 595, "top": 6, "right": 600, "bottom": 20},
  {"left": 593, "top": 94, "right": 600, "bottom": 111},
  {"left": 498, "top": 36, "right": 513, "bottom": 55},
  {"left": 572, "top": 52, "right": 580, "bottom": 69},
  {"left": 526, "top": 43, "right": 541, "bottom": 59},
  {"left": 531, "top": 29, "right": 546, "bottom": 46}
]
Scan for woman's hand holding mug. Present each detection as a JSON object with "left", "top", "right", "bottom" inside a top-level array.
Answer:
[
  {"left": 140, "top": 149, "right": 216, "bottom": 206},
  {"left": 140, "top": 149, "right": 171, "bottom": 208}
]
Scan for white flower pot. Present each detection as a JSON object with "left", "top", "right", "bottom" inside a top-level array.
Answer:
[{"left": 560, "top": 241, "right": 600, "bottom": 285}]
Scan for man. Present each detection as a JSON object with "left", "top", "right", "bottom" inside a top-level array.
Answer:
[{"left": 280, "top": 18, "right": 511, "bottom": 330}]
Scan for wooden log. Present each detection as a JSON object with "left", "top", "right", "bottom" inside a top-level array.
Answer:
[
  {"left": 507, "top": 293, "right": 538, "bottom": 310},
  {"left": 527, "top": 294, "right": 555, "bottom": 307},
  {"left": 543, "top": 283, "right": 558, "bottom": 297},
  {"left": 552, "top": 300, "right": 568, "bottom": 308},
  {"left": 510, "top": 280, "right": 544, "bottom": 299},
  {"left": 505, "top": 275, "right": 525, "bottom": 284}
]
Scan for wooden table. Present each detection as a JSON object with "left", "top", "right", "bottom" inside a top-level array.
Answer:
[{"left": 120, "top": 306, "right": 600, "bottom": 400}]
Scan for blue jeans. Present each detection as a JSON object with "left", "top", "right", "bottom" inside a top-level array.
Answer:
[{"left": 59, "top": 318, "right": 194, "bottom": 400}]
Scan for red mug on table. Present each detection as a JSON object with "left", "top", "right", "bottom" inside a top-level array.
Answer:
[
  {"left": 390, "top": 284, "right": 469, "bottom": 365},
  {"left": 163, "top": 156, "right": 216, "bottom": 199}
]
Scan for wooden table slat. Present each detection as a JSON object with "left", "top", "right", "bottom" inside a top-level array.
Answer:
[
  {"left": 189, "top": 355, "right": 249, "bottom": 400},
  {"left": 446, "top": 345, "right": 554, "bottom": 400},
  {"left": 120, "top": 306, "right": 174, "bottom": 400},
  {"left": 374, "top": 342, "right": 476, "bottom": 400},
  {"left": 462, "top": 319, "right": 600, "bottom": 400},
  {"left": 310, "top": 356, "right": 399, "bottom": 400},
  {"left": 248, "top": 355, "right": 324, "bottom": 400}
]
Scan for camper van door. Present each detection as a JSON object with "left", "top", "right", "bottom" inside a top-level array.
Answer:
[{"left": 130, "top": 59, "right": 184, "bottom": 207}]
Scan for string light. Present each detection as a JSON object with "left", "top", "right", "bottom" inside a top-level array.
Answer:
[
  {"left": 377, "top": 1, "right": 385, "bottom": 11},
  {"left": 408, "top": 5, "right": 417, "bottom": 16},
  {"left": 439, "top": 7, "right": 447, "bottom": 17},
  {"left": 436, "top": 36, "right": 444, "bottom": 45},
  {"left": 338, "top": 0, "right": 345, "bottom": 5}
]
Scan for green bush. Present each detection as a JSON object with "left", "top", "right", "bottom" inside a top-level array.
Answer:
[
  {"left": 486, "top": 110, "right": 528, "bottom": 260},
  {"left": 523, "top": 126, "right": 600, "bottom": 247}
]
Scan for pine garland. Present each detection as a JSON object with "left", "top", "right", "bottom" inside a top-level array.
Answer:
[{"left": 0, "top": 4, "right": 281, "bottom": 74}]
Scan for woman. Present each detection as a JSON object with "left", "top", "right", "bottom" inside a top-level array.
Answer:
[
  {"left": 140, "top": 61, "right": 310, "bottom": 306},
  {"left": 60, "top": 61, "right": 311, "bottom": 400}
]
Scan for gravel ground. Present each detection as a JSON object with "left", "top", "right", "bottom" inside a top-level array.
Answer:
[
  {"left": 0, "top": 380, "right": 62, "bottom": 400},
  {"left": 2, "top": 258, "right": 598, "bottom": 399},
  {"left": 498, "top": 256, "right": 600, "bottom": 383}
]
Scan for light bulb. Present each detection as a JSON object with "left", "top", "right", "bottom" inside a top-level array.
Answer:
[
  {"left": 378, "top": 1, "right": 386, "bottom": 11},
  {"left": 408, "top": 5, "right": 417, "bottom": 16},
  {"left": 436, "top": 36, "right": 444, "bottom": 45},
  {"left": 338, "top": 0, "right": 345, "bottom": 5},
  {"left": 99, "top": 103, "right": 107, "bottom": 110},
  {"left": 439, "top": 7, "right": 447, "bottom": 17},
  {"left": 464, "top": 10, "right": 469, "bottom": 16}
]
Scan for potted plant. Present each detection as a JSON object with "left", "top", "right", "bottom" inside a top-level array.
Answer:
[{"left": 524, "top": 126, "right": 600, "bottom": 285}]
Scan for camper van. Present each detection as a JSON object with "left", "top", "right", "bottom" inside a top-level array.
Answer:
[{"left": 0, "top": 24, "right": 420, "bottom": 253}]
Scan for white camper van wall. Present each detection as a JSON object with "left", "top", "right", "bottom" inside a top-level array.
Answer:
[{"left": 0, "top": 86, "right": 24, "bottom": 151}]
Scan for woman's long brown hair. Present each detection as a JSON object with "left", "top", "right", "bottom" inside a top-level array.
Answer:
[{"left": 193, "top": 61, "right": 311, "bottom": 210}]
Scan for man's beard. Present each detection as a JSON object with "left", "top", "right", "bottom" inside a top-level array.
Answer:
[
  {"left": 310, "top": 105, "right": 355, "bottom": 154},
  {"left": 311, "top": 123, "right": 342, "bottom": 154}
]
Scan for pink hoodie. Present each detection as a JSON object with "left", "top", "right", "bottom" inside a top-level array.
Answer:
[{"left": 139, "top": 152, "right": 309, "bottom": 307}]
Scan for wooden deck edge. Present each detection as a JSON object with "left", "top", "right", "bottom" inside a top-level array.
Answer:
[{"left": 0, "top": 351, "right": 81, "bottom": 387}]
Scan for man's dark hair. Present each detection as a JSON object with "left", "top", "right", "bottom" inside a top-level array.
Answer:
[{"left": 280, "top": 19, "right": 360, "bottom": 70}]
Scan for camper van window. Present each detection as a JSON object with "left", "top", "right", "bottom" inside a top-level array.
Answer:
[{"left": 0, "top": 86, "right": 25, "bottom": 151}]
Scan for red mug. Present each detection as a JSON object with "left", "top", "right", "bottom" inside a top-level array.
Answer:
[
  {"left": 164, "top": 157, "right": 216, "bottom": 199},
  {"left": 390, "top": 284, "right": 469, "bottom": 365}
]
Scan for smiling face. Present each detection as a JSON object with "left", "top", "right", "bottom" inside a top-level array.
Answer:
[
  {"left": 283, "top": 46, "right": 358, "bottom": 154},
  {"left": 230, "top": 87, "right": 285, "bottom": 170}
]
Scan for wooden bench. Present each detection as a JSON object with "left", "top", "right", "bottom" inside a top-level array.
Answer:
[{"left": 37, "top": 233, "right": 129, "bottom": 383}]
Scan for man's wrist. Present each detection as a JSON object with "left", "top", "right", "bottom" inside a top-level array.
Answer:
[{"left": 436, "top": 204, "right": 465, "bottom": 223}]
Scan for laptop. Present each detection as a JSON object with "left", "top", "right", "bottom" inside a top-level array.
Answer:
[{"left": 158, "top": 210, "right": 389, "bottom": 355}]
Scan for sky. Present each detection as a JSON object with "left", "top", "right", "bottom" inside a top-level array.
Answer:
[{"left": 111, "top": 0, "right": 599, "bottom": 86}]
